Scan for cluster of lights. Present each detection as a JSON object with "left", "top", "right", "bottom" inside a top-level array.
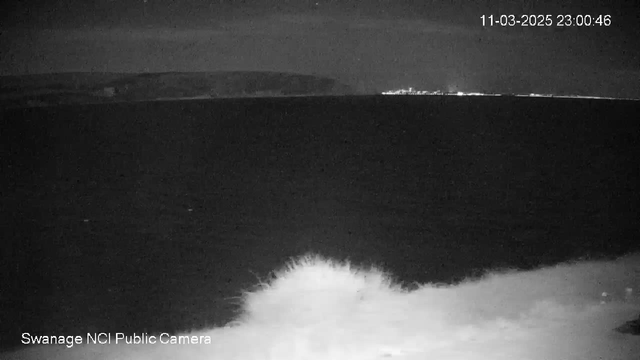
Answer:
[
  {"left": 382, "top": 87, "right": 500, "bottom": 96},
  {"left": 381, "top": 87, "right": 638, "bottom": 101},
  {"left": 600, "top": 287, "right": 634, "bottom": 305}
]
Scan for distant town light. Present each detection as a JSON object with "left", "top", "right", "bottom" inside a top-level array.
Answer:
[{"left": 381, "top": 87, "right": 639, "bottom": 100}]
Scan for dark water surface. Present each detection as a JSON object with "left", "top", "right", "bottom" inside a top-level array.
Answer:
[{"left": 1, "top": 95, "right": 639, "bottom": 349}]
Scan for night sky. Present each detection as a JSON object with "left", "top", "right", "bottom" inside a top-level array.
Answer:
[
  {"left": 2, "top": 0, "right": 639, "bottom": 94},
  {"left": 3, "top": 0, "right": 639, "bottom": 32}
]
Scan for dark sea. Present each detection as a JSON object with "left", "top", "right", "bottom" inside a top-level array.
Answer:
[{"left": 1, "top": 95, "right": 639, "bottom": 350}]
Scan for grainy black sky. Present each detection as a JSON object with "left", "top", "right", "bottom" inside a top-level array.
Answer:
[
  {"left": 1, "top": 0, "right": 638, "bottom": 92},
  {"left": 3, "top": 0, "right": 638, "bottom": 30}
]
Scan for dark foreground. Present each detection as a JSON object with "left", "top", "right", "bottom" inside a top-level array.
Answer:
[{"left": 1, "top": 95, "right": 639, "bottom": 351}]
